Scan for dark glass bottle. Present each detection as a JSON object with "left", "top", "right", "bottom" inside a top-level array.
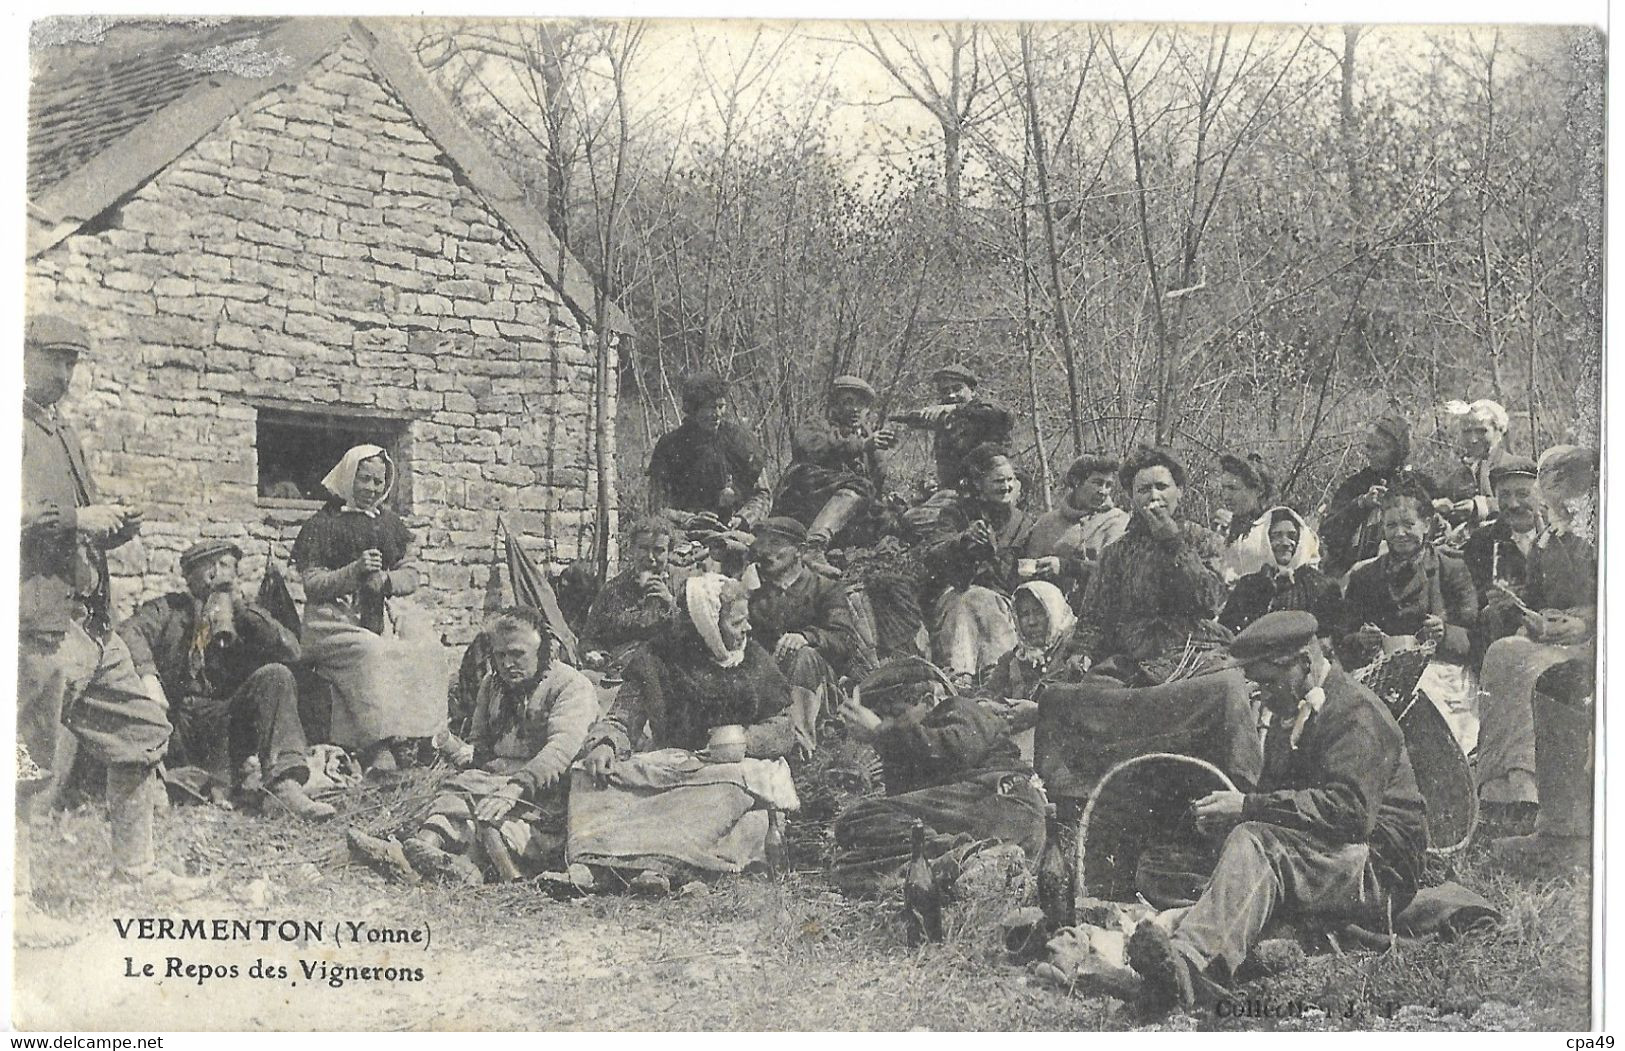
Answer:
[
  {"left": 764, "top": 808, "right": 788, "bottom": 880},
  {"left": 1037, "top": 803, "right": 1074, "bottom": 930},
  {"left": 902, "top": 821, "right": 943, "bottom": 945}
]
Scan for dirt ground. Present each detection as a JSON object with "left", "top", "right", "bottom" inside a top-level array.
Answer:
[{"left": 10, "top": 772, "right": 1592, "bottom": 1032}]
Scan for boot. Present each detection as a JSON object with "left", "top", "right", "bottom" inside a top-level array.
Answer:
[
  {"left": 106, "top": 763, "right": 156, "bottom": 874},
  {"left": 268, "top": 776, "right": 337, "bottom": 821},
  {"left": 346, "top": 829, "right": 420, "bottom": 884},
  {"left": 364, "top": 741, "right": 400, "bottom": 778},
  {"left": 403, "top": 835, "right": 484, "bottom": 885},
  {"left": 808, "top": 488, "right": 866, "bottom": 548}
]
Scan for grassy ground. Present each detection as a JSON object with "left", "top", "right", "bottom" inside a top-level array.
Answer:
[{"left": 13, "top": 769, "right": 1591, "bottom": 1032}]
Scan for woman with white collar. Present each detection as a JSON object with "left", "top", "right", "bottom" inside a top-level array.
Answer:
[{"left": 292, "top": 445, "right": 442, "bottom": 774}]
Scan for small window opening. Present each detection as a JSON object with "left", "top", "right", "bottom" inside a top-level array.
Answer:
[{"left": 255, "top": 405, "right": 413, "bottom": 511}]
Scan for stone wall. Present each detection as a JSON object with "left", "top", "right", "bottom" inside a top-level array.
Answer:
[{"left": 28, "top": 36, "right": 617, "bottom": 644}]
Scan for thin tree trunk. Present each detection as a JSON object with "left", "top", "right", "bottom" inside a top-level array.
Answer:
[{"left": 1016, "top": 145, "right": 1053, "bottom": 509}]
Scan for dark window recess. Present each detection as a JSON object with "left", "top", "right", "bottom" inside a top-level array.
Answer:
[{"left": 255, "top": 406, "right": 413, "bottom": 511}]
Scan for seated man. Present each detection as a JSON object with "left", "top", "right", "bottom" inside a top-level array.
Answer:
[
  {"left": 1338, "top": 493, "right": 1479, "bottom": 753},
  {"left": 892, "top": 363, "right": 1014, "bottom": 492},
  {"left": 1461, "top": 456, "right": 1543, "bottom": 655},
  {"left": 772, "top": 375, "right": 897, "bottom": 567},
  {"left": 648, "top": 370, "right": 773, "bottom": 531},
  {"left": 1476, "top": 445, "right": 1597, "bottom": 868},
  {"left": 579, "top": 517, "right": 682, "bottom": 667},
  {"left": 572, "top": 574, "right": 800, "bottom": 891},
  {"left": 117, "top": 540, "right": 332, "bottom": 820},
  {"left": 749, "top": 518, "right": 873, "bottom": 743},
  {"left": 829, "top": 657, "right": 1044, "bottom": 897},
  {"left": 1127, "top": 612, "right": 1427, "bottom": 1013},
  {"left": 1026, "top": 452, "right": 1130, "bottom": 604},
  {"left": 349, "top": 612, "right": 597, "bottom": 883}
]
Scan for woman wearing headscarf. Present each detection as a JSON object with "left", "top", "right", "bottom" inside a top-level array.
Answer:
[
  {"left": 977, "top": 582, "right": 1076, "bottom": 737},
  {"left": 292, "top": 445, "right": 445, "bottom": 773},
  {"left": 1213, "top": 452, "right": 1277, "bottom": 584},
  {"left": 1319, "top": 414, "right": 1439, "bottom": 578},
  {"left": 570, "top": 574, "right": 800, "bottom": 890},
  {"left": 1219, "top": 508, "right": 1345, "bottom": 637}
]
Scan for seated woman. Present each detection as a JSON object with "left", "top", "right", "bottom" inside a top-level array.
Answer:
[
  {"left": 1319, "top": 414, "right": 1439, "bottom": 577},
  {"left": 1218, "top": 507, "right": 1345, "bottom": 637},
  {"left": 1036, "top": 447, "right": 1260, "bottom": 816},
  {"left": 570, "top": 574, "right": 801, "bottom": 891},
  {"left": 1434, "top": 398, "right": 1513, "bottom": 532},
  {"left": 829, "top": 658, "right": 1045, "bottom": 897},
  {"left": 347, "top": 612, "right": 597, "bottom": 884},
  {"left": 977, "top": 581, "right": 1075, "bottom": 739},
  {"left": 1069, "top": 446, "right": 1231, "bottom": 681},
  {"left": 1026, "top": 452, "right": 1130, "bottom": 605},
  {"left": 1477, "top": 445, "right": 1597, "bottom": 866},
  {"left": 917, "top": 443, "right": 1038, "bottom": 680},
  {"left": 292, "top": 445, "right": 446, "bottom": 773},
  {"left": 1213, "top": 452, "right": 1277, "bottom": 584},
  {"left": 1338, "top": 492, "right": 1479, "bottom": 753}
]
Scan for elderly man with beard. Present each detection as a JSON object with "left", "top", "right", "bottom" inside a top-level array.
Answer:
[
  {"left": 648, "top": 370, "right": 773, "bottom": 531},
  {"left": 1126, "top": 612, "right": 1427, "bottom": 1013},
  {"left": 349, "top": 612, "right": 597, "bottom": 883},
  {"left": 1462, "top": 456, "right": 1544, "bottom": 652},
  {"left": 117, "top": 540, "right": 331, "bottom": 820}
]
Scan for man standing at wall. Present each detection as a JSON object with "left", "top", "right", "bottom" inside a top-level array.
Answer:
[{"left": 19, "top": 314, "right": 207, "bottom": 924}]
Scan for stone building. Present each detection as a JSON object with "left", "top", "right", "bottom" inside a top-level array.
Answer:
[{"left": 26, "top": 17, "right": 628, "bottom": 643}]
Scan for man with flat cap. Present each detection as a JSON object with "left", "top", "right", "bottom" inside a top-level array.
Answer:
[
  {"left": 1462, "top": 454, "right": 1544, "bottom": 654},
  {"left": 748, "top": 517, "right": 873, "bottom": 747},
  {"left": 892, "top": 363, "right": 1014, "bottom": 492},
  {"left": 1126, "top": 611, "right": 1427, "bottom": 1013},
  {"left": 773, "top": 375, "right": 897, "bottom": 570},
  {"left": 19, "top": 314, "right": 205, "bottom": 916},
  {"left": 117, "top": 538, "right": 332, "bottom": 820}
]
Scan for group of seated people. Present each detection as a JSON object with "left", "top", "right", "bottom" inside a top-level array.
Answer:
[{"left": 19, "top": 313, "right": 1599, "bottom": 1007}]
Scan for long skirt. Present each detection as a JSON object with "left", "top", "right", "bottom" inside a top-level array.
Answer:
[
  {"left": 829, "top": 768, "right": 1046, "bottom": 897},
  {"left": 567, "top": 750, "right": 800, "bottom": 877},
  {"left": 1034, "top": 667, "right": 1263, "bottom": 802},
  {"left": 301, "top": 600, "right": 448, "bottom": 749}
]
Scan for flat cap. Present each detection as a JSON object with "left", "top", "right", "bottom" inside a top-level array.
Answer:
[
  {"left": 931, "top": 363, "right": 977, "bottom": 387},
  {"left": 1488, "top": 455, "right": 1538, "bottom": 486},
  {"left": 752, "top": 517, "right": 807, "bottom": 545},
  {"left": 24, "top": 315, "right": 89, "bottom": 354},
  {"left": 179, "top": 539, "right": 243, "bottom": 574},
  {"left": 1229, "top": 610, "right": 1319, "bottom": 663},
  {"left": 831, "top": 375, "right": 877, "bottom": 401}
]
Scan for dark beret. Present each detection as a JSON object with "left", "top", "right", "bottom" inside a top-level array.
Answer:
[
  {"left": 1218, "top": 453, "right": 1274, "bottom": 501},
  {"left": 831, "top": 375, "right": 877, "bottom": 401},
  {"left": 931, "top": 363, "right": 977, "bottom": 387},
  {"left": 1229, "top": 610, "right": 1319, "bottom": 663},
  {"left": 179, "top": 539, "right": 244, "bottom": 574},
  {"left": 1488, "top": 456, "right": 1539, "bottom": 486},
  {"left": 752, "top": 517, "right": 808, "bottom": 545},
  {"left": 25, "top": 315, "right": 89, "bottom": 354}
]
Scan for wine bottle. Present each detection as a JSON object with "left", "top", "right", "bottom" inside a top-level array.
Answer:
[
  {"left": 902, "top": 820, "right": 943, "bottom": 945},
  {"left": 1036, "top": 803, "right": 1074, "bottom": 930},
  {"left": 764, "top": 808, "right": 788, "bottom": 880}
]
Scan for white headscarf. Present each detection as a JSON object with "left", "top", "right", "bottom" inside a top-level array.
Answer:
[
  {"left": 1013, "top": 581, "right": 1077, "bottom": 666},
  {"left": 321, "top": 444, "right": 393, "bottom": 515},
  {"left": 685, "top": 573, "right": 745, "bottom": 668},
  {"left": 1231, "top": 506, "right": 1321, "bottom": 582}
]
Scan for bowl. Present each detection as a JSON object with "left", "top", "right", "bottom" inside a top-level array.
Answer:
[{"left": 706, "top": 724, "right": 747, "bottom": 764}]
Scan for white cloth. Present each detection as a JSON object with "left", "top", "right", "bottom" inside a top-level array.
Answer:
[
  {"left": 1012, "top": 580, "right": 1075, "bottom": 665},
  {"left": 319, "top": 444, "right": 392, "bottom": 513},
  {"left": 1221, "top": 505, "right": 1322, "bottom": 585},
  {"left": 685, "top": 573, "right": 745, "bottom": 668}
]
